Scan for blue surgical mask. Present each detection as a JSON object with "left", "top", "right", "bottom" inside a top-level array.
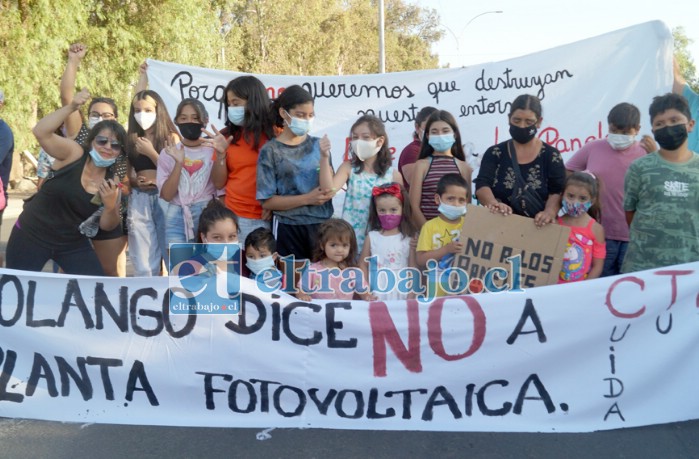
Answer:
[
  {"left": 246, "top": 255, "right": 276, "bottom": 275},
  {"left": 561, "top": 199, "right": 592, "bottom": 217},
  {"left": 89, "top": 148, "right": 116, "bottom": 168},
  {"left": 284, "top": 110, "right": 313, "bottom": 136},
  {"left": 429, "top": 133, "right": 455, "bottom": 152},
  {"left": 438, "top": 201, "right": 467, "bottom": 220},
  {"left": 227, "top": 106, "right": 245, "bottom": 126}
]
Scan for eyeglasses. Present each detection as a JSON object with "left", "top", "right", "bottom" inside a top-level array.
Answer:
[
  {"left": 95, "top": 136, "right": 122, "bottom": 152},
  {"left": 89, "top": 111, "right": 115, "bottom": 120}
]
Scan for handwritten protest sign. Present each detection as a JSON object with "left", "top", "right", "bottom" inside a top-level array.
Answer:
[
  {"left": 0, "top": 264, "right": 698, "bottom": 432},
  {"left": 453, "top": 204, "right": 570, "bottom": 289},
  {"left": 148, "top": 20, "right": 672, "bottom": 171}
]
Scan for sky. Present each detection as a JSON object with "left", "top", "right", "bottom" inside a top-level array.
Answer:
[{"left": 412, "top": 0, "right": 699, "bottom": 69}]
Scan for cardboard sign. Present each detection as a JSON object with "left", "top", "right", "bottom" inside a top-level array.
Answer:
[{"left": 452, "top": 204, "right": 570, "bottom": 288}]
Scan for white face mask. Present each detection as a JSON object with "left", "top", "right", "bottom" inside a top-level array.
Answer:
[
  {"left": 350, "top": 139, "right": 381, "bottom": 161},
  {"left": 134, "top": 112, "right": 157, "bottom": 131},
  {"left": 88, "top": 116, "right": 102, "bottom": 130},
  {"left": 246, "top": 255, "right": 276, "bottom": 275},
  {"left": 607, "top": 133, "right": 635, "bottom": 150}
]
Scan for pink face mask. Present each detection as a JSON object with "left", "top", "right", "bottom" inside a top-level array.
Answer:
[{"left": 378, "top": 214, "right": 402, "bottom": 230}]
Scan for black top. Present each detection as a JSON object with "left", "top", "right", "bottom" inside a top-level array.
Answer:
[
  {"left": 474, "top": 140, "right": 565, "bottom": 213},
  {"left": 19, "top": 151, "right": 112, "bottom": 248}
]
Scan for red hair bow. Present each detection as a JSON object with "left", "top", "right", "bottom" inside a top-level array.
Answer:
[{"left": 372, "top": 183, "right": 403, "bottom": 201}]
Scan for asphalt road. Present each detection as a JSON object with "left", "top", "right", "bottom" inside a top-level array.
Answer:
[{"left": 0, "top": 417, "right": 697, "bottom": 458}]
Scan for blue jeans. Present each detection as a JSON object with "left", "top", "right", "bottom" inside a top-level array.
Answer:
[
  {"left": 237, "top": 217, "right": 271, "bottom": 247},
  {"left": 128, "top": 189, "right": 167, "bottom": 277},
  {"left": 163, "top": 199, "right": 209, "bottom": 245},
  {"left": 602, "top": 239, "right": 628, "bottom": 277}
]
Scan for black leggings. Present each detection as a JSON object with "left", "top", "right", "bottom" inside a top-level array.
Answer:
[{"left": 5, "top": 222, "right": 105, "bottom": 275}]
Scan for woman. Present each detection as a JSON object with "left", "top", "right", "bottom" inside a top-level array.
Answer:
[
  {"left": 474, "top": 94, "right": 565, "bottom": 226},
  {"left": 6, "top": 89, "right": 122, "bottom": 274},
  {"left": 209, "top": 75, "right": 275, "bottom": 245},
  {"left": 60, "top": 42, "right": 129, "bottom": 276},
  {"left": 126, "top": 89, "right": 179, "bottom": 276}
]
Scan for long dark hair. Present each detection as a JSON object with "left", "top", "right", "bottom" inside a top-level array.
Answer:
[
  {"left": 349, "top": 115, "right": 392, "bottom": 176},
  {"left": 366, "top": 183, "right": 416, "bottom": 239},
  {"left": 312, "top": 218, "right": 358, "bottom": 268},
  {"left": 417, "top": 110, "right": 465, "bottom": 161},
  {"left": 223, "top": 76, "right": 274, "bottom": 150},
  {"left": 126, "top": 90, "right": 178, "bottom": 157}
]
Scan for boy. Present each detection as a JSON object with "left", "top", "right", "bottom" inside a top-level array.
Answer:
[
  {"left": 622, "top": 93, "right": 699, "bottom": 273},
  {"left": 416, "top": 173, "right": 468, "bottom": 297},
  {"left": 566, "top": 103, "right": 646, "bottom": 276},
  {"left": 244, "top": 227, "right": 282, "bottom": 289}
]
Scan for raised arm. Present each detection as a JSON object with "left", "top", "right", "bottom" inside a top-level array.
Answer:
[
  {"left": 60, "top": 43, "right": 88, "bottom": 139},
  {"left": 33, "top": 88, "right": 90, "bottom": 163},
  {"left": 134, "top": 61, "right": 148, "bottom": 94}
]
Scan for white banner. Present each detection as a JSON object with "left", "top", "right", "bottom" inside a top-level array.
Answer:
[
  {"left": 1, "top": 263, "right": 698, "bottom": 432},
  {"left": 147, "top": 20, "right": 673, "bottom": 170}
]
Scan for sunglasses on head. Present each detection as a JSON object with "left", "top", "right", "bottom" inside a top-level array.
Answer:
[{"left": 95, "top": 136, "right": 122, "bottom": 152}]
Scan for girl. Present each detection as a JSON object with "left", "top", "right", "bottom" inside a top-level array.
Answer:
[
  {"left": 297, "top": 219, "right": 358, "bottom": 301},
  {"left": 359, "top": 183, "right": 417, "bottom": 301},
  {"left": 409, "top": 110, "right": 472, "bottom": 229},
  {"left": 6, "top": 89, "right": 122, "bottom": 274},
  {"left": 320, "top": 114, "right": 402, "bottom": 253},
  {"left": 196, "top": 198, "right": 239, "bottom": 244},
  {"left": 158, "top": 98, "right": 217, "bottom": 251},
  {"left": 169, "top": 199, "right": 240, "bottom": 299},
  {"left": 126, "top": 89, "right": 179, "bottom": 276},
  {"left": 558, "top": 172, "right": 606, "bottom": 283},
  {"left": 209, "top": 75, "right": 275, "bottom": 245},
  {"left": 256, "top": 85, "right": 333, "bottom": 263}
]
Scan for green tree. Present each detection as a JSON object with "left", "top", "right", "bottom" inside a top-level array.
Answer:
[
  {"left": 673, "top": 26, "right": 698, "bottom": 92},
  {"left": 0, "top": 0, "right": 441, "bottom": 159}
]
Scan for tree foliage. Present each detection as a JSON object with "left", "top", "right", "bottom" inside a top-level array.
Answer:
[
  {"left": 0, "top": 0, "right": 442, "bottom": 155},
  {"left": 673, "top": 27, "right": 698, "bottom": 92}
]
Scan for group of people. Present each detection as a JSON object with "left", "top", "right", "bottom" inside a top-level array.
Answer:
[{"left": 1, "top": 43, "right": 697, "bottom": 301}]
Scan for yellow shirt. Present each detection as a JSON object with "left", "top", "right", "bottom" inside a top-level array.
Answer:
[{"left": 417, "top": 216, "right": 464, "bottom": 297}]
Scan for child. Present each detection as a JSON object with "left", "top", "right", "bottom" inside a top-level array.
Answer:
[
  {"left": 297, "top": 219, "right": 358, "bottom": 301},
  {"left": 358, "top": 183, "right": 417, "bottom": 301},
  {"left": 622, "top": 93, "right": 699, "bottom": 273},
  {"left": 196, "top": 198, "right": 239, "bottom": 244},
  {"left": 416, "top": 173, "right": 468, "bottom": 297},
  {"left": 557, "top": 172, "right": 606, "bottom": 282},
  {"left": 158, "top": 98, "right": 218, "bottom": 251},
  {"left": 320, "top": 114, "right": 402, "bottom": 252},
  {"left": 245, "top": 227, "right": 282, "bottom": 284},
  {"left": 256, "top": 85, "right": 334, "bottom": 263},
  {"left": 566, "top": 102, "right": 646, "bottom": 276},
  {"left": 170, "top": 199, "right": 241, "bottom": 302},
  {"left": 210, "top": 75, "right": 275, "bottom": 245},
  {"left": 409, "top": 110, "right": 472, "bottom": 229}
]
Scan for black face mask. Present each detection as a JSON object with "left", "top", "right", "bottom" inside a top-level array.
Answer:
[
  {"left": 509, "top": 124, "right": 537, "bottom": 144},
  {"left": 653, "top": 124, "right": 688, "bottom": 151},
  {"left": 177, "top": 123, "right": 203, "bottom": 141}
]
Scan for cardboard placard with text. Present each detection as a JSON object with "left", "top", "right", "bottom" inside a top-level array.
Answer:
[{"left": 452, "top": 204, "right": 571, "bottom": 289}]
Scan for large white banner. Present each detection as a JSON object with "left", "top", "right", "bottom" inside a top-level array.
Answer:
[
  {"left": 147, "top": 20, "right": 673, "bottom": 169},
  {"left": 1, "top": 263, "right": 698, "bottom": 432}
]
